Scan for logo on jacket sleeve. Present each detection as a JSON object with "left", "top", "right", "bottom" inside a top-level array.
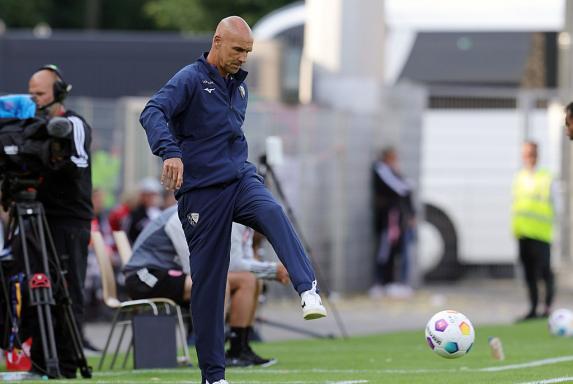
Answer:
[
  {"left": 187, "top": 213, "right": 200, "bottom": 226},
  {"left": 239, "top": 85, "right": 246, "bottom": 99}
]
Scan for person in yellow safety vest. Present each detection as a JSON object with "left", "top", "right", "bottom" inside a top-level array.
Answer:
[{"left": 512, "top": 141, "right": 555, "bottom": 321}]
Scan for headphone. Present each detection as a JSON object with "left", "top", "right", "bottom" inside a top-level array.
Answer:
[{"left": 38, "top": 64, "right": 72, "bottom": 103}]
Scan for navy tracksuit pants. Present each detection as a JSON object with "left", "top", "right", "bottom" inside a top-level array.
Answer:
[{"left": 177, "top": 171, "right": 317, "bottom": 383}]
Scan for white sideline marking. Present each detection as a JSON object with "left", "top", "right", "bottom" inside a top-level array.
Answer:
[
  {"left": 94, "top": 372, "right": 370, "bottom": 384},
  {"left": 92, "top": 379, "right": 369, "bottom": 384},
  {"left": 94, "top": 354, "right": 573, "bottom": 382},
  {"left": 517, "top": 378, "right": 573, "bottom": 384},
  {"left": 479, "top": 356, "right": 573, "bottom": 372},
  {"left": 229, "top": 368, "right": 455, "bottom": 374},
  {"left": 328, "top": 381, "right": 368, "bottom": 384},
  {"left": 96, "top": 368, "right": 454, "bottom": 377}
]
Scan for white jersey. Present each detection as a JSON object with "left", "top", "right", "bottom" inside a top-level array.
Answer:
[{"left": 229, "top": 223, "right": 278, "bottom": 280}]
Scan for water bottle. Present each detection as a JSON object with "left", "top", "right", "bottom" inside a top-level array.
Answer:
[{"left": 488, "top": 336, "right": 505, "bottom": 360}]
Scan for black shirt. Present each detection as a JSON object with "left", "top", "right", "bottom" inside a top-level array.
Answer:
[{"left": 36, "top": 110, "right": 93, "bottom": 223}]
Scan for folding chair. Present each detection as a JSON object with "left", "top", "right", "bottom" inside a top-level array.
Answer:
[
  {"left": 91, "top": 231, "right": 190, "bottom": 369},
  {"left": 112, "top": 230, "right": 132, "bottom": 267}
]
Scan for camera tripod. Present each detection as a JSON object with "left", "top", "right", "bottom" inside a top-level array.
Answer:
[
  {"left": 258, "top": 155, "right": 348, "bottom": 339},
  {"left": 3, "top": 185, "right": 91, "bottom": 379}
]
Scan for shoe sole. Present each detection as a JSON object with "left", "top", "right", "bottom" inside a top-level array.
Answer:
[
  {"left": 303, "top": 309, "right": 327, "bottom": 320},
  {"left": 258, "top": 358, "right": 278, "bottom": 368},
  {"left": 225, "top": 357, "right": 253, "bottom": 368}
]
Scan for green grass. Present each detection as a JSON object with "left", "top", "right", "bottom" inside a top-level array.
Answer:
[{"left": 3, "top": 318, "right": 573, "bottom": 383}]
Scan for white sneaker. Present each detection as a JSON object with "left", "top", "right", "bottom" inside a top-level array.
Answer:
[
  {"left": 368, "top": 284, "right": 385, "bottom": 299},
  {"left": 301, "top": 280, "right": 327, "bottom": 320},
  {"left": 386, "top": 283, "right": 413, "bottom": 299},
  {"left": 206, "top": 380, "right": 229, "bottom": 384}
]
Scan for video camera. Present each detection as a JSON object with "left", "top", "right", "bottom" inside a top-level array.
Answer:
[{"left": 0, "top": 95, "right": 73, "bottom": 207}]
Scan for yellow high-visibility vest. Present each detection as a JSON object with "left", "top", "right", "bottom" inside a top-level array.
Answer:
[{"left": 512, "top": 169, "right": 554, "bottom": 242}]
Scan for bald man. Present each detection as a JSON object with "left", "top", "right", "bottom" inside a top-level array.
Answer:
[
  {"left": 26, "top": 65, "right": 93, "bottom": 378},
  {"left": 140, "top": 16, "right": 326, "bottom": 384}
]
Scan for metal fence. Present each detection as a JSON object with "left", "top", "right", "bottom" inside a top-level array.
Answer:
[
  {"left": 44, "top": 85, "right": 571, "bottom": 294},
  {"left": 61, "top": 85, "right": 424, "bottom": 294}
]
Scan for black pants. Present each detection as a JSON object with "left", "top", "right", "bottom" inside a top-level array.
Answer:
[
  {"left": 518, "top": 238, "right": 555, "bottom": 315},
  {"left": 125, "top": 268, "right": 188, "bottom": 306},
  {"left": 25, "top": 218, "right": 91, "bottom": 377},
  {"left": 376, "top": 241, "right": 401, "bottom": 285},
  {"left": 375, "top": 228, "right": 408, "bottom": 286}
]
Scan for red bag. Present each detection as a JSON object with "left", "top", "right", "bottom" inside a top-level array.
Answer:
[{"left": 4, "top": 337, "right": 32, "bottom": 371}]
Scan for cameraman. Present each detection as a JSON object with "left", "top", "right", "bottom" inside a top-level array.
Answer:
[{"left": 26, "top": 65, "right": 93, "bottom": 378}]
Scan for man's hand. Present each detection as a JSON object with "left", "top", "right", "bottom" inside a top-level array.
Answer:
[
  {"left": 276, "top": 263, "right": 289, "bottom": 284},
  {"left": 408, "top": 217, "right": 417, "bottom": 229},
  {"left": 162, "top": 158, "right": 183, "bottom": 191}
]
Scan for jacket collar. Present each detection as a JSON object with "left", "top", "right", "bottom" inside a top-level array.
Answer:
[{"left": 198, "top": 52, "right": 248, "bottom": 83}]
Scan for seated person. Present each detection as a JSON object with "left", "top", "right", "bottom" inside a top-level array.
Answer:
[
  {"left": 229, "top": 225, "right": 288, "bottom": 321},
  {"left": 225, "top": 223, "right": 289, "bottom": 365},
  {"left": 230, "top": 223, "right": 289, "bottom": 284},
  {"left": 122, "top": 205, "right": 274, "bottom": 367},
  {"left": 123, "top": 177, "right": 162, "bottom": 244}
]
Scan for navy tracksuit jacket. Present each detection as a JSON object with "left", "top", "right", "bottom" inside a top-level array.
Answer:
[{"left": 140, "top": 53, "right": 317, "bottom": 383}]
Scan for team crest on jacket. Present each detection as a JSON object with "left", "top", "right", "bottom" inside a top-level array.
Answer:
[
  {"left": 187, "top": 213, "right": 200, "bottom": 226},
  {"left": 239, "top": 85, "right": 245, "bottom": 99}
]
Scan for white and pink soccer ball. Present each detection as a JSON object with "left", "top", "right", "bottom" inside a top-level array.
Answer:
[
  {"left": 425, "top": 310, "right": 475, "bottom": 359},
  {"left": 548, "top": 308, "right": 573, "bottom": 337}
]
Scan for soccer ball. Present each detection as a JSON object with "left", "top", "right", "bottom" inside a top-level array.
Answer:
[
  {"left": 425, "top": 310, "right": 475, "bottom": 359},
  {"left": 548, "top": 308, "right": 573, "bottom": 337}
]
